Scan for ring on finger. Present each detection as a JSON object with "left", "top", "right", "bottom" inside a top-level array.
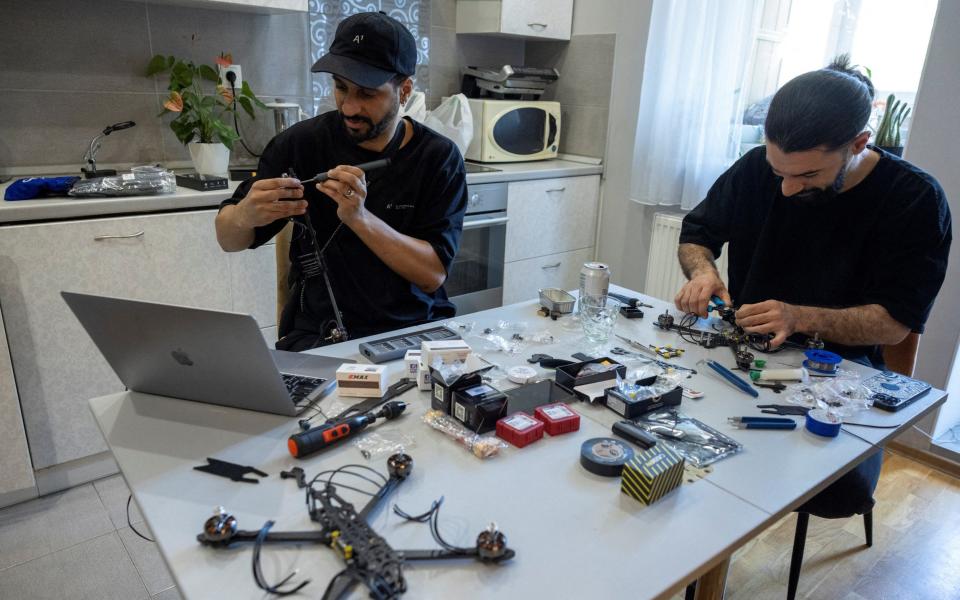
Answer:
[{"left": 344, "top": 188, "right": 354, "bottom": 197}]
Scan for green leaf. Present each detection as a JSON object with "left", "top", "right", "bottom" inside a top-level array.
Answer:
[
  {"left": 146, "top": 54, "right": 168, "bottom": 77},
  {"left": 172, "top": 62, "right": 193, "bottom": 88},
  {"left": 240, "top": 81, "right": 268, "bottom": 109},
  {"left": 238, "top": 96, "right": 255, "bottom": 119},
  {"left": 199, "top": 64, "right": 219, "bottom": 83}
]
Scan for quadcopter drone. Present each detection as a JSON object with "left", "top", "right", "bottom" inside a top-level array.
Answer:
[
  {"left": 654, "top": 296, "right": 823, "bottom": 371},
  {"left": 197, "top": 453, "right": 515, "bottom": 599}
]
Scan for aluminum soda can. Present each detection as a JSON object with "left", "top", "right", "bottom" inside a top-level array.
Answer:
[{"left": 579, "top": 262, "right": 610, "bottom": 310}]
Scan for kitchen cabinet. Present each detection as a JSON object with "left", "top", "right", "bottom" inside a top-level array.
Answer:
[
  {"left": 0, "top": 209, "right": 276, "bottom": 494},
  {"left": 503, "top": 174, "right": 599, "bottom": 302},
  {"left": 505, "top": 175, "right": 599, "bottom": 261},
  {"left": 456, "top": 0, "right": 573, "bottom": 40},
  {"left": 0, "top": 301, "right": 36, "bottom": 506},
  {"left": 503, "top": 247, "right": 593, "bottom": 305}
]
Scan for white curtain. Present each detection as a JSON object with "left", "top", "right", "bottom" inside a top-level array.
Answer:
[{"left": 629, "top": 0, "right": 762, "bottom": 210}]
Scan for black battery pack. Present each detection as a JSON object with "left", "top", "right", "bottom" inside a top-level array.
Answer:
[{"left": 452, "top": 384, "right": 507, "bottom": 434}]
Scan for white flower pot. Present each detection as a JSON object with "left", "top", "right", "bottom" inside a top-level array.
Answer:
[{"left": 188, "top": 142, "right": 230, "bottom": 176}]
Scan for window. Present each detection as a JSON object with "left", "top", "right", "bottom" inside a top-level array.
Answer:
[{"left": 741, "top": 0, "right": 938, "bottom": 152}]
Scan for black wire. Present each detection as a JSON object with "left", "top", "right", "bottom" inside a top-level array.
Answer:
[
  {"left": 126, "top": 494, "right": 154, "bottom": 542},
  {"left": 393, "top": 496, "right": 444, "bottom": 523},
  {"left": 842, "top": 422, "right": 901, "bottom": 429},
  {"left": 251, "top": 520, "right": 309, "bottom": 596},
  {"left": 228, "top": 81, "right": 262, "bottom": 158}
]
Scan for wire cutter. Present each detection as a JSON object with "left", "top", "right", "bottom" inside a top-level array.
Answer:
[
  {"left": 727, "top": 416, "right": 797, "bottom": 430},
  {"left": 756, "top": 404, "right": 811, "bottom": 416}
]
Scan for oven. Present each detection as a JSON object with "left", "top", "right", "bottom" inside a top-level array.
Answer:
[{"left": 445, "top": 182, "right": 507, "bottom": 315}]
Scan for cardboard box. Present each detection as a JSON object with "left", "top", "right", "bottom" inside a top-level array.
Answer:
[
  {"left": 605, "top": 386, "right": 682, "bottom": 419},
  {"left": 496, "top": 412, "right": 544, "bottom": 448},
  {"left": 452, "top": 384, "right": 507, "bottom": 434},
  {"left": 421, "top": 340, "right": 471, "bottom": 368},
  {"left": 416, "top": 360, "right": 433, "bottom": 391},
  {"left": 555, "top": 357, "right": 626, "bottom": 402},
  {"left": 620, "top": 445, "right": 685, "bottom": 505},
  {"left": 404, "top": 349, "right": 421, "bottom": 378},
  {"left": 336, "top": 363, "right": 388, "bottom": 398},
  {"left": 431, "top": 370, "right": 483, "bottom": 413}
]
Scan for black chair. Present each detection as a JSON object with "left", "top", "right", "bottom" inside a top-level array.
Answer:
[{"left": 787, "top": 508, "right": 873, "bottom": 600}]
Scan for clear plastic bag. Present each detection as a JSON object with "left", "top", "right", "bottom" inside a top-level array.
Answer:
[
  {"left": 633, "top": 409, "right": 743, "bottom": 468},
  {"left": 423, "top": 410, "right": 507, "bottom": 458},
  {"left": 784, "top": 371, "right": 873, "bottom": 419},
  {"left": 614, "top": 370, "right": 685, "bottom": 402},
  {"left": 69, "top": 168, "right": 176, "bottom": 197},
  {"left": 354, "top": 431, "right": 416, "bottom": 460}
]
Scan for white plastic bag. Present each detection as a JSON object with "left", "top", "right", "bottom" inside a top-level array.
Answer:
[
  {"left": 399, "top": 90, "right": 427, "bottom": 122},
  {"left": 402, "top": 91, "right": 474, "bottom": 156}
]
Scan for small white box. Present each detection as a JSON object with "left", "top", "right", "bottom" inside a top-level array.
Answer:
[
  {"left": 416, "top": 360, "right": 433, "bottom": 391},
  {"left": 336, "top": 363, "right": 388, "bottom": 398},
  {"left": 421, "top": 340, "right": 471, "bottom": 368},
  {"left": 404, "top": 349, "right": 422, "bottom": 378}
]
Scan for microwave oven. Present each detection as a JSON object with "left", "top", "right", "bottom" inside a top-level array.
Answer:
[{"left": 465, "top": 99, "right": 561, "bottom": 163}]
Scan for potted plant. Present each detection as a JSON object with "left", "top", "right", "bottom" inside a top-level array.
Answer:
[
  {"left": 874, "top": 93, "right": 911, "bottom": 157},
  {"left": 146, "top": 52, "right": 266, "bottom": 175}
]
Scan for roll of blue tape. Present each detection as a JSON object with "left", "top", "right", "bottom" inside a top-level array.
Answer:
[{"left": 805, "top": 408, "right": 841, "bottom": 437}]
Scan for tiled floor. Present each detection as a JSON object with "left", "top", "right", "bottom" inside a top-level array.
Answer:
[{"left": 0, "top": 475, "right": 179, "bottom": 600}]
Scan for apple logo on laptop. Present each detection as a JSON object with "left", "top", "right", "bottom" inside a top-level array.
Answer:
[{"left": 171, "top": 348, "right": 194, "bottom": 367}]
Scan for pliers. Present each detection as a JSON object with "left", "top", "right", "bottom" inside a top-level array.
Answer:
[
  {"left": 727, "top": 416, "right": 797, "bottom": 430},
  {"left": 756, "top": 404, "right": 810, "bottom": 416}
]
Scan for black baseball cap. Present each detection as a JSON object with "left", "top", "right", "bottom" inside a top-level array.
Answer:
[{"left": 311, "top": 11, "right": 417, "bottom": 89}]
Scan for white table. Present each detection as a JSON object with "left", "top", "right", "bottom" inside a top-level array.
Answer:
[{"left": 88, "top": 288, "right": 947, "bottom": 599}]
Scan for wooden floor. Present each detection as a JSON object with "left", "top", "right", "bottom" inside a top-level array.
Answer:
[{"left": 681, "top": 450, "right": 960, "bottom": 599}]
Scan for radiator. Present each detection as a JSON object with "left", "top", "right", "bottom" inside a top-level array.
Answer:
[{"left": 643, "top": 213, "right": 729, "bottom": 301}]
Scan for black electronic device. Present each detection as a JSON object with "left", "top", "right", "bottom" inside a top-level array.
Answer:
[
  {"left": 359, "top": 325, "right": 461, "bottom": 363},
  {"left": 605, "top": 386, "right": 682, "bottom": 419},
  {"left": 612, "top": 420, "right": 658, "bottom": 450},
  {"left": 864, "top": 371, "right": 932, "bottom": 412},
  {"left": 620, "top": 306, "right": 644, "bottom": 319},
  {"left": 229, "top": 167, "right": 258, "bottom": 181},
  {"left": 452, "top": 384, "right": 508, "bottom": 434},
  {"left": 198, "top": 454, "right": 515, "bottom": 598},
  {"left": 504, "top": 379, "right": 577, "bottom": 415},
  {"left": 176, "top": 173, "right": 229, "bottom": 191}
]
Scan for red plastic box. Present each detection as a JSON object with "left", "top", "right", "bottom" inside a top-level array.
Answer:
[
  {"left": 496, "top": 412, "right": 545, "bottom": 448},
  {"left": 534, "top": 403, "right": 581, "bottom": 436}
]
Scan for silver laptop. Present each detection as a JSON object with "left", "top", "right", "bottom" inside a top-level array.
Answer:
[{"left": 62, "top": 291, "right": 350, "bottom": 416}]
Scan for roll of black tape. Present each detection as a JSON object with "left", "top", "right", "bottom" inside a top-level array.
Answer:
[{"left": 580, "top": 437, "right": 635, "bottom": 477}]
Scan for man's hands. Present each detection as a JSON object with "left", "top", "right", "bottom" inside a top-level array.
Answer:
[
  {"left": 318, "top": 165, "right": 368, "bottom": 225},
  {"left": 735, "top": 300, "right": 800, "bottom": 348},
  {"left": 235, "top": 177, "right": 307, "bottom": 228},
  {"left": 674, "top": 271, "right": 732, "bottom": 317}
]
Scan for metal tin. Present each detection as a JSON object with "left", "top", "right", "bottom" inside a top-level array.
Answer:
[{"left": 579, "top": 262, "right": 610, "bottom": 309}]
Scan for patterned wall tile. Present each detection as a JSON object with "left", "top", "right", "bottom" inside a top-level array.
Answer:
[{"left": 309, "top": 0, "right": 430, "bottom": 116}]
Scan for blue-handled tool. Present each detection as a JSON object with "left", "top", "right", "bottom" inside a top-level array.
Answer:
[
  {"left": 705, "top": 359, "right": 759, "bottom": 398},
  {"left": 727, "top": 416, "right": 797, "bottom": 430}
]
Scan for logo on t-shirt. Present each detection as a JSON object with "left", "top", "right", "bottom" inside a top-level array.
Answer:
[{"left": 386, "top": 202, "right": 415, "bottom": 210}]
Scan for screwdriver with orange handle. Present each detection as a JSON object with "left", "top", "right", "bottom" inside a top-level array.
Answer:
[{"left": 287, "top": 400, "right": 407, "bottom": 458}]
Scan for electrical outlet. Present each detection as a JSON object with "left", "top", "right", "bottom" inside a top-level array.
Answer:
[{"left": 218, "top": 64, "right": 242, "bottom": 91}]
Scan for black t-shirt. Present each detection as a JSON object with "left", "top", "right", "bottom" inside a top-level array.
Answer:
[
  {"left": 221, "top": 111, "right": 468, "bottom": 342},
  {"left": 680, "top": 145, "right": 951, "bottom": 367}
]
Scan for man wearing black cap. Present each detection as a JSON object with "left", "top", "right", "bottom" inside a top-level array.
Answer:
[{"left": 216, "top": 12, "right": 468, "bottom": 351}]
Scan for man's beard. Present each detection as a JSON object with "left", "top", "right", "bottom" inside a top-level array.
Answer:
[
  {"left": 791, "top": 153, "right": 849, "bottom": 205},
  {"left": 340, "top": 94, "right": 400, "bottom": 143}
]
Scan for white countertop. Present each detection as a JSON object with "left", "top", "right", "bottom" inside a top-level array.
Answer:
[{"left": 0, "top": 158, "right": 602, "bottom": 225}]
